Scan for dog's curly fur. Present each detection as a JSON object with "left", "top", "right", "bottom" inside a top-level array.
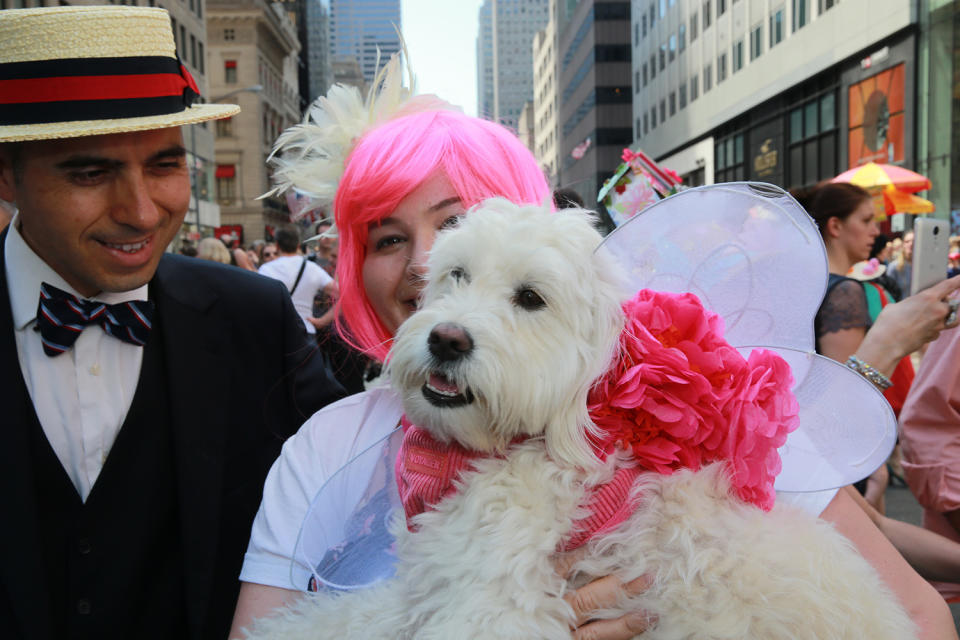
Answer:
[{"left": 244, "top": 200, "right": 916, "bottom": 640}]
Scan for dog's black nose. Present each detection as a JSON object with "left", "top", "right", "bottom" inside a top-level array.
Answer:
[{"left": 428, "top": 323, "right": 474, "bottom": 362}]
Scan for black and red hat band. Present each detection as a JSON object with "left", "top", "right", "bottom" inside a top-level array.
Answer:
[{"left": 0, "top": 56, "right": 200, "bottom": 125}]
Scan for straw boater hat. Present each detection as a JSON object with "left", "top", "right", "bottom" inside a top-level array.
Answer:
[{"left": 0, "top": 6, "right": 239, "bottom": 143}]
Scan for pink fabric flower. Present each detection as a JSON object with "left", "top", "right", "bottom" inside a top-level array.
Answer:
[{"left": 588, "top": 290, "right": 799, "bottom": 510}]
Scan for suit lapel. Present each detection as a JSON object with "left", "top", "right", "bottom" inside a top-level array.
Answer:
[
  {"left": 0, "top": 227, "right": 53, "bottom": 639},
  {"left": 151, "top": 256, "right": 232, "bottom": 639}
]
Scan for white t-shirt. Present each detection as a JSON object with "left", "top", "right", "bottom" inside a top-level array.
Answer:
[
  {"left": 258, "top": 255, "right": 333, "bottom": 334},
  {"left": 240, "top": 387, "right": 838, "bottom": 591}
]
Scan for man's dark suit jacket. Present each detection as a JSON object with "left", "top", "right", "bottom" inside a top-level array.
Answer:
[{"left": 0, "top": 237, "right": 345, "bottom": 640}]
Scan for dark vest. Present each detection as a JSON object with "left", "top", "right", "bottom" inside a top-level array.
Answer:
[{"left": 25, "top": 324, "right": 188, "bottom": 639}]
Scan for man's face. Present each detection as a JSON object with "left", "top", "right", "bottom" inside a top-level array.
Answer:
[{"left": 0, "top": 128, "right": 189, "bottom": 297}]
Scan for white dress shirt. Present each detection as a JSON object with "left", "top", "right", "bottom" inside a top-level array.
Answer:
[
  {"left": 5, "top": 217, "right": 147, "bottom": 502},
  {"left": 258, "top": 255, "right": 333, "bottom": 334}
]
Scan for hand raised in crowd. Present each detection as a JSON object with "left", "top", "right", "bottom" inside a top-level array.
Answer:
[
  {"left": 856, "top": 274, "right": 960, "bottom": 375},
  {"left": 556, "top": 548, "right": 653, "bottom": 639}
]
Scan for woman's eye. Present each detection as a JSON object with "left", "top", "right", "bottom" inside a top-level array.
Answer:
[
  {"left": 440, "top": 215, "right": 461, "bottom": 230},
  {"left": 514, "top": 287, "right": 546, "bottom": 310},
  {"left": 374, "top": 235, "right": 404, "bottom": 251}
]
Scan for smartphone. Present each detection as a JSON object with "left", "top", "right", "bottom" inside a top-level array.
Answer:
[{"left": 910, "top": 217, "right": 949, "bottom": 294}]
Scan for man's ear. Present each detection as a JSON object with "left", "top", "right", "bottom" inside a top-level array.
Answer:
[{"left": 0, "top": 147, "right": 18, "bottom": 204}]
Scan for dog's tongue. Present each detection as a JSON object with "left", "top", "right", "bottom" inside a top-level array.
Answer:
[{"left": 429, "top": 372, "right": 460, "bottom": 394}]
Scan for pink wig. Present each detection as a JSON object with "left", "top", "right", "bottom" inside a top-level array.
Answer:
[{"left": 335, "top": 109, "right": 551, "bottom": 361}]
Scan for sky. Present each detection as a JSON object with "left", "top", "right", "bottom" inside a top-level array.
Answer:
[{"left": 401, "top": 0, "right": 483, "bottom": 117}]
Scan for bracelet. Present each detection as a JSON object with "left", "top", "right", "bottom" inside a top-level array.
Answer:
[{"left": 845, "top": 355, "right": 893, "bottom": 391}]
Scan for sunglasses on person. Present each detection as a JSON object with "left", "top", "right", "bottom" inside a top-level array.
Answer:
[{"left": 263, "top": 250, "right": 277, "bottom": 258}]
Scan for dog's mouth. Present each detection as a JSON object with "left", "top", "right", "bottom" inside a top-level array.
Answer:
[{"left": 422, "top": 371, "right": 475, "bottom": 408}]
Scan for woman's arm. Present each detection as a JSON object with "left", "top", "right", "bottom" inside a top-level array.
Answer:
[
  {"left": 821, "top": 488, "right": 957, "bottom": 639},
  {"left": 229, "top": 582, "right": 303, "bottom": 639}
]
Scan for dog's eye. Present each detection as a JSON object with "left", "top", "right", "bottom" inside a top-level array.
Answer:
[
  {"left": 514, "top": 287, "right": 546, "bottom": 310},
  {"left": 450, "top": 267, "right": 467, "bottom": 282}
]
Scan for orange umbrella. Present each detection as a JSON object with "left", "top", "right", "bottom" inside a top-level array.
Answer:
[
  {"left": 832, "top": 162, "right": 931, "bottom": 193},
  {"left": 882, "top": 185, "right": 933, "bottom": 215}
]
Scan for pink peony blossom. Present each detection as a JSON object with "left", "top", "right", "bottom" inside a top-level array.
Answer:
[{"left": 588, "top": 290, "right": 798, "bottom": 511}]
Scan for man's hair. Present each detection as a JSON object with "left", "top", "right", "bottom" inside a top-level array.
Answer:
[
  {"left": 276, "top": 227, "right": 301, "bottom": 253},
  {"left": 334, "top": 109, "right": 551, "bottom": 362},
  {"left": 0, "top": 142, "right": 25, "bottom": 184}
]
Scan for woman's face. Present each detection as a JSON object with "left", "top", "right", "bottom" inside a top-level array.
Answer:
[
  {"left": 362, "top": 172, "right": 466, "bottom": 335},
  {"left": 835, "top": 198, "right": 879, "bottom": 263}
]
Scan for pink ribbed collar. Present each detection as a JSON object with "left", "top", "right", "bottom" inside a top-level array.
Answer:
[{"left": 394, "top": 416, "right": 642, "bottom": 552}]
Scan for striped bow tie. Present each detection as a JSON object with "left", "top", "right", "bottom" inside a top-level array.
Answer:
[{"left": 36, "top": 282, "right": 154, "bottom": 357}]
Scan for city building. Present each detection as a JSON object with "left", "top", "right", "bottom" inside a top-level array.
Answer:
[
  {"left": 477, "top": 0, "right": 550, "bottom": 130},
  {"left": 917, "top": 0, "right": 959, "bottom": 221},
  {"left": 329, "top": 0, "right": 401, "bottom": 86},
  {"left": 557, "top": 0, "right": 632, "bottom": 212},
  {"left": 533, "top": 9, "right": 559, "bottom": 183},
  {"left": 10, "top": 0, "right": 224, "bottom": 245},
  {"left": 631, "top": 0, "right": 917, "bottom": 201},
  {"left": 207, "top": 0, "right": 302, "bottom": 243},
  {"left": 281, "top": 0, "right": 333, "bottom": 112},
  {"left": 477, "top": 0, "right": 495, "bottom": 120},
  {"left": 517, "top": 100, "right": 537, "bottom": 153}
]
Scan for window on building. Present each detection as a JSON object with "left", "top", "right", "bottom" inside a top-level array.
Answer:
[
  {"left": 818, "top": 0, "right": 836, "bottom": 12},
  {"left": 642, "top": 63, "right": 648, "bottom": 86},
  {"left": 787, "top": 90, "right": 838, "bottom": 187},
  {"left": 636, "top": 117, "right": 641, "bottom": 137},
  {"left": 704, "top": 63, "right": 712, "bottom": 91},
  {"left": 770, "top": 8, "right": 784, "bottom": 46},
  {"left": 650, "top": 2, "right": 656, "bottom": 26},
  {"left": 690, "top": 74, "right": 699, "bottom": 101},
  {"left": 703, "top": 0, "right": 712, "bottom": 28},
  {"left": 750, "top": 24, "right": 762, "bottom": 60},
  {"left": 679, "top": 83, "right": 687, "bottom": 109},
  {"left": 792, "top": 0, "right": 808, "bottom": 31},
  {"left": 659, "top": 45, "right": 666, "bottom": 70},
  {"left": 715, "top": 133, "right": 745, "bottom": 181},
  {"left": 651, "top": 107, "right": 657, "bottom": 128},
  {"left": 660, "top": 99, "right": 666, "bottom": 123},
  {"left": 732, "top": 40, "right": 743, "bottom": 73},
  {"left": 717, "top": 53, "right": 727, "bottom": 82},
  {"left": 224, "top": 28, "right": 235, "bottom": 41},
  {"left": 717, "top": 0, "right": 726, "bottom": 15},
  {"left": 669, "top": 35, "right": 676, "bottom": 62},
  {"left": 679, "top": 24, "right": 687, "bottom": 52},
  {"left": 660, "top": 0, "right": 667, "bottom": 17},
  {"left": 644, "top": 112, "right": 649, "bottom": 135},
  {"left": 642, "top": 14, "right": 647, "bottom": 37},
  {"left": 690, "top": 11, "right": 699, "bottom": 41},
  {"left": 634, "top": 22, "right": 639, "bottom": 46},
  {"left": 215, "top": 117, "right": 233, "bottom": 137},
  {"left": 216, "top": 165, "right": 236, "bottom": 203},
  {"left": 190, "top": 34, "right": 197, "bottom": 69},
  {"left": 669, "top": 91, "right": 676, "bottom": 115},
  {"left": 197, "top": 0, "right": 202, "bottom": 18},
  {"left": 225, "top": 60, "right": 237, "bottom": 84},
  {"left": 650, "top": 54, "right": 657, "bottom": 78},
  {"left": 635, "top": 70, "right": 640, "bottom": 93},
  {"left": 197, "top": 42, "right": 205, "bottom": 74},
  {"left": 180, "top": 25, "right": 187, "bottom": 59}
]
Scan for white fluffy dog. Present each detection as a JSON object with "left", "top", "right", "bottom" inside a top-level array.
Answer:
[{"left": 245, "top": 200, "right": 915, "bottom": 639}]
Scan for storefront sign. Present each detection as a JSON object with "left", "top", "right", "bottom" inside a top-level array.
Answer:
[
  {"left": 848, "top": 63, "right": 904, "bottom": 168},
  {"left": 748, "top": 119, "right": 783, "bottom": 184}
]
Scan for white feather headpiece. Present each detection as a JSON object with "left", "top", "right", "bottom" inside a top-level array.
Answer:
[{"left": 263, "top": 42, "right": 454, "bottom": 228}]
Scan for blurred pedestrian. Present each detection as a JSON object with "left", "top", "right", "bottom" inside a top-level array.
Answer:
[
  {"left": 198, "top": 236, "right": 232, "bottom": 264},
  {"left": 258, "top": 227, "right": 338, "bottom": 335},
  {"left": 259, "top": 241, "right": 278, "bottom": 264},
  {"left": 0, "top": 7, "right": 343, "bottom": 638},
  {"left": 888, "top": 230, "right": 914, "bottom": 298}
]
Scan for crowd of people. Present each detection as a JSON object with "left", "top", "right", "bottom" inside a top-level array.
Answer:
[{"left": 2, "top": 5, "right": 960, "bottom": 640}]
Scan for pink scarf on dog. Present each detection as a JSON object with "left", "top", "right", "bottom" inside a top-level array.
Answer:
[{"left": 395, "top": 290, "right": 800, "bottom": 551}]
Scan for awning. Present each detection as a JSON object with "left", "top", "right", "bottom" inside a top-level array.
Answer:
[{"left": 215, "top": 164, "right": 235, "bottom": 178}]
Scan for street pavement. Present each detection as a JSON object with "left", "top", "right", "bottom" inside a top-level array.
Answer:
[{"left": 884, "top": 482, "right": 960, "bottom": 632}]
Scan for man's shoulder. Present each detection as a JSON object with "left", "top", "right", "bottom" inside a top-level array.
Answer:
[{"left": 156, "top": 253, "right": 284, "bottom": 303}]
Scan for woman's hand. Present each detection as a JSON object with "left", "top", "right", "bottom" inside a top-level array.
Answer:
[
  {"left": 556, "top": 549, "right": 653, "bottom": 639},
  {"left": 856, "top": 275, "right": 960, "bottom": 375}
]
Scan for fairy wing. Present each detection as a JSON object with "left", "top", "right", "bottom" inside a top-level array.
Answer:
[{"left": 599, "top": 182, "right": 897, "bottom": 492}]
